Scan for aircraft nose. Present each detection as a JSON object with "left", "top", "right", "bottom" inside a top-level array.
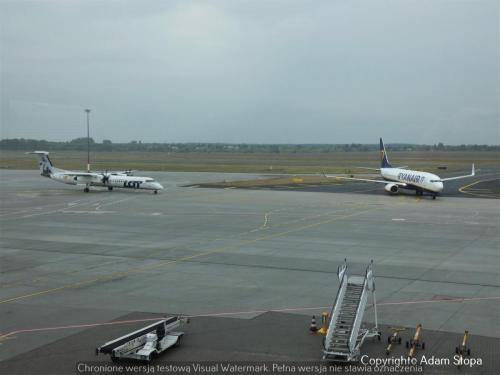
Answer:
[
  {"left": 437, "top": 182, "right": 444, "bottom": 192},
  {"left": 155, "top": 183, "right": 164, "bottom": 190}
]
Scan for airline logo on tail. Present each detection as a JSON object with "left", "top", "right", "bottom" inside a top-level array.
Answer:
[{"left": 379, "top": 138, "right": 392, "bottom": 168}]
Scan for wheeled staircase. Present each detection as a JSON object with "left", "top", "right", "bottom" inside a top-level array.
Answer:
[{"left": 323, "top": 260, "right": 379, "bottom": 362}]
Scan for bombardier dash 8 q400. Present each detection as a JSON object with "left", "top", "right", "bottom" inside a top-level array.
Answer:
[
  {"left": 326, "top": 138, "right": 475, "bottom": 199},
  {"left": 28, "top": 151, "right": 164, "bottom": 194}
]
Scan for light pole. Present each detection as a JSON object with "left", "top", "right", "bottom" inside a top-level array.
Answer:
[{"left": 85, "top": 109, "right": 91, "bottom": 172}]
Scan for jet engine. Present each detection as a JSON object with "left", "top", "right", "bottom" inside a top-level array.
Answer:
[{"left": 384, "top": 183, "right": 399, "bottom": 194}]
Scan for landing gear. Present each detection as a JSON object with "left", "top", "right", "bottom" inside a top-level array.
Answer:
[
  {"left": 108, "top": 186, "right": 113, "bottom": 191},
  {"left": 84, "top": 187, "right": 90, "bottom": 193},
  {"left": 432, "top": 194, "right": 436, "bottom": 200},
  {"left": 154, "top": 190, "right": 158, "bottom": 194},
  {"left": 416, "top": 190, "right": 423, "bottom": 196}
]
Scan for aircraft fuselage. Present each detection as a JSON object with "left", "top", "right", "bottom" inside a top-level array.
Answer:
[
  {"left": 381, "top": 168, "right": 444, "bottom": 193},
  {"left": 51, "top": 173, "right": 163, "bottom": 192}
]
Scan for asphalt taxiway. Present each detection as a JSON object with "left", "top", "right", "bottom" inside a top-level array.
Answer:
[
  {"left": 0, "top": 170, "right": 499, "bottom": 374},
  {"left": 194, "top": 167, "right": 500, "bottom": 199}
]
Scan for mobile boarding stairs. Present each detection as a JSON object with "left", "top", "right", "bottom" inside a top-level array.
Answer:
[{"left": 323, "top": 260, "right": 379, "bottom": 362}]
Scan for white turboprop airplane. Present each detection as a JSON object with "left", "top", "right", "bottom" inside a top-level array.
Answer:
[
  {"left": 325, "top": 138, "right": 475, "bottom": 199},
  {"left": 28, "top": 151, "right": 164, "bottom": 194}
]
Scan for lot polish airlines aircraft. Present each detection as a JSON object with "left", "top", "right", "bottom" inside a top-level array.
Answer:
[
  {"left": 326, "top": 138, "right": 475, "bottom": 199},
  {"left": 28, "top": 151, "right": 164, "bottom": 194}
]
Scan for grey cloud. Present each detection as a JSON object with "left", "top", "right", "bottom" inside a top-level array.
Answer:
[{"left": 1, "top": 0, "right": 498, "bottom": 144}]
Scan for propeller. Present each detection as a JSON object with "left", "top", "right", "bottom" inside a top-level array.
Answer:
[{"left": 101, "top": 170, "right": 110, "bottom": 184}]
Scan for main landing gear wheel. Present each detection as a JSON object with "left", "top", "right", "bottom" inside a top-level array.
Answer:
[
  {"left": 84, "top": 187, "right": 90, "bottom": 193},
  {"left": 432, "top": 195, "right": 436, "bottom": 200},
  {"left": 154, "top": 190, "right": 158, "bottom": 194},
  {"left": 108, "top": 186, "right": 113, "bottom": 191}
]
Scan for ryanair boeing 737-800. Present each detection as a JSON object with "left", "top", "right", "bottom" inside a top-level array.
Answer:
[
  {"left": 28, "top": 151, "right": 164, "bottom": 194},
  {"left": 326, "top": 138, "right": 475, "bottom": 199}
]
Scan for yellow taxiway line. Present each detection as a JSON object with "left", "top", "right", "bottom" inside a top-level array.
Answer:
[
  {"left": 0, "top": 207, "right": 374, "bottom": 305},
  {"left": 459, "top": 179, "right": 498, "bottom": 198}
]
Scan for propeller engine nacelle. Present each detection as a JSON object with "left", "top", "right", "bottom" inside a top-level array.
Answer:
[
  {"left": 101, "top": 173, "right": 110, "bottom": 184},
  {"left": 384, "top": 183, "right": 399, "bottom": 194}
]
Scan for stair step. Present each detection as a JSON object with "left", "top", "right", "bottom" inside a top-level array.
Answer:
[{"left": 329, "top": 347, "right": 350, "bottom": 353}]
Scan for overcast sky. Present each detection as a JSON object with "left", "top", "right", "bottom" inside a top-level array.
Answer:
[{"left": 1, "top": 0, "right": 498, "bottom": 144}]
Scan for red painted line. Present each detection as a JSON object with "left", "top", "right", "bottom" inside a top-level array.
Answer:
[
  {"left": 376, "top": 295, "right": 500, "bottom": 307},
  {"left": 1, "top": 296, "right": 498, "bottom": 341}
]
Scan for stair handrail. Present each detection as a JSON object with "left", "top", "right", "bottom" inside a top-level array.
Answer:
[
  {"left": 347, "top": 262, "right": 373, "bottom": 352},
  {"left": 324, "top": 259, "right": 348, "bottom": 351}
]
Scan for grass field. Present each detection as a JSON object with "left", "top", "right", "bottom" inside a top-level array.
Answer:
[{"left": 1, "top": 150, "right": 498, "bottom": 174}]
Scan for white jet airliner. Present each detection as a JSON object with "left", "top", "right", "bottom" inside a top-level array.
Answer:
[
  {"left": 326, "top": 138, "right": 475, "bottom": 199},
  {"left": 28, "top": 151, "right": 164, "bottom": 194}
]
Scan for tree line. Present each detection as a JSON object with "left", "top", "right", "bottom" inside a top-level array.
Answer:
[{"left": 1, "top": 138, "right": 498, "bottom": 153}]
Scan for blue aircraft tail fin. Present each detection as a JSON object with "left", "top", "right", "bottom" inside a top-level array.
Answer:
[{"left": 380, "top": 138, "right": 393, "bottom": 168}]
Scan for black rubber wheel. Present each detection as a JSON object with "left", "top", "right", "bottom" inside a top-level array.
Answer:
[
  {"left": 398, "top": 337, "right": 402, "bottom": 344},
  {"left": 84, "top": 187, "right": 90, "bottom": 193},
  {"left": 467, "top": 349, "right": 471, "bottom": 356},
  {"left": 422, "top": 342, "right": 425, "bottom": 350},
  {"left": 154, "top": 190, "right": 158, "bottom": 194},
  {"left": 108, "top": 186, "right": 113, "bottom": 191},
  {"left": 406, "top": 341, "right": 409, "bottom": 348},
  {"left": 388, "top": 336, "right": 391, "bottom": 344},
  {"left": 455, "top": 347, "right": 459, "bottom": 354}
]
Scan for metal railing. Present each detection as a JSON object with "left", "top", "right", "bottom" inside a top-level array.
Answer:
[{"left": 324, "top": 259, "right": 348, "bottom": 350}]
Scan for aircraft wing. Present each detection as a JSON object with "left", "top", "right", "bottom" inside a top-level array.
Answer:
[
  {"left": 355, "top": 167, "right": 381, "bottom": 171},
  {"left": 63, "top": 172, "right": 103, "bottom": 184},
  {"left": 63, "top": 172, "right": 101, "bottom": 177},
  {"left": 355, "top": 165, "right": 408, "bottom": 171},
  {"left": 430, "top": 164, "right": 475, "bottom": 182},
  {"left": 113, "top": 170, "right": 136, "bottom": 176},
  {"left": 324, "top": 175, "right": 407, "bottom": 186}
]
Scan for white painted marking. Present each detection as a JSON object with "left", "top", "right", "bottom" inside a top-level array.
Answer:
[{"left": 392, "top": 218, "right": 406, "bottom": 221}]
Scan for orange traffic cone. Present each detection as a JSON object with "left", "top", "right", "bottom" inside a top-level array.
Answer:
[{"left": 310, "top": 315, "right": 318, "bottom": 333}]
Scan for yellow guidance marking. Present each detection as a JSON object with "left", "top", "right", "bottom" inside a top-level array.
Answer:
[
  {"left": 459, "top": 179, "right": 498, "bottom": 198},
  {"left": 0, "top": 208, "right": 374, "bottom": 305}
]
